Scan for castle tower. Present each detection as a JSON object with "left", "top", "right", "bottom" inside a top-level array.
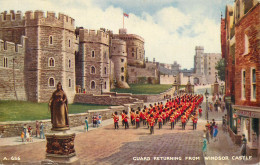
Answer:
[
  {"left": 194, "top": 46, "right": 205, "bottom": 75},
  {"left": 110, "top": 39, "right": 129, "bottom": 88},
  {"left": 76, "top": 29, "right": 110, "bottom": 94},
  {"left": 24, "top": 11, "right": 77, "bottom": 102},
  {"left": 113, "top": 28, "right": 145, "bottom": 67}
]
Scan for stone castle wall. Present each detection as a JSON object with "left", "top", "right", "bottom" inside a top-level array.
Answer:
[
  {"left": 110, "top": 39, "right": 128, "bottom": 85},
  {"left": 0, "top": 36, "right": 27, "bottom": 100}
]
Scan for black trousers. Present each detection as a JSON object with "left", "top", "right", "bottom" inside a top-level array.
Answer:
[
  {"left": 114, "top": 122, "right": 119, "bottom": 129},
  {"left": 159, "top": 122, "right": 162, "bottom": 129},
  {"left": 136, "top": 121, "right": 140, "bottom": 128},
  {"left": 193, "top": 123, "right": 197, "bottom": 130},
  {"left": 125, "top": 121, "right": 129, "bottom": 129},
  {"left": 150, "top": 126, "right": 154, "bottom": 134},
  {"left": 182, "top": 122, "right": 186, "bottom": 130},
  {"left": 171, "top": 122, "right": 174, "bottom": 129}
]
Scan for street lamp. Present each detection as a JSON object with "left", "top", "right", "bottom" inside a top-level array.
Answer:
[
  {"left": 100, "top": 78, "right": 103, "bottom": 95},
  {"left": 205, "top": 89, "right": 209, "bottom": 120},
  {"left": 114, "top": 79, "right": 117, "bottom": 96}
]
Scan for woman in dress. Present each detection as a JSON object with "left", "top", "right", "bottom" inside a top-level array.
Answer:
[
  {"left": 49, "top": 82, "right": 69, "bottom": 131},
  {"left": 202, "top": 135, "right": 207, "bottom": 156}
]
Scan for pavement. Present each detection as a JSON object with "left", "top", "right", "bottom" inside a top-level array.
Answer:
[{"left": 0, "top": 86, "right": 259, "bottom": 165}]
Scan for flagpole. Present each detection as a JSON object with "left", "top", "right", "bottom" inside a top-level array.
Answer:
[{"left": 123, "top": 13, "right": 124, "bottom": 29}]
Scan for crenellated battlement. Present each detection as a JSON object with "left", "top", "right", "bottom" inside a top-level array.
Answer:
[
  {"left": 25, "top": 10, "right": 75, "bottom": 30},
  {"left": 0, "top": 10, "right": 24, "bottom": 21},
  {"left": 0, "top": 36, "right": 27, "bottom": 53},
  {"left": 79, "top": 29, "right": 109, "bottom": 45}
]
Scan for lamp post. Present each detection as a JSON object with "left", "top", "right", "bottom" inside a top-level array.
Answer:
[
  {"left": 100, "top": 78, "right": 103, "bottom": 95},
  {"left": 114, "top": 79, "right": 117, "bottom": 96},
  {"left": 205, "top": 89, "right": 209, "bottom": 120}
]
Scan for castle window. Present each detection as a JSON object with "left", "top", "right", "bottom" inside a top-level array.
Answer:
[
  {"left": 49, "top": 36, "right": 53, "bottom": 45},
  {"left": 91, "top": 66, "right": 96, "bottom": 74},
  {"left": 69, "top": 60, "right": 71, "bottom": 68},
  {"left": 49, "top": 78, "right": 55, "bottom": 87},
  {"left": 4, "top": 41, "right": 7, "bottom": 50},
  {"left": 91, "top": 50, "right": 95, "bottom": 58},
  {"left": 49, "top": 57, "right": 55, "bottom": 67},
  {"left": 69, "top": 79, "right": 71, "bottom": 87},
  {"left": 3, "top": 57, "right": 8, "bottom": 68},
  {"left": 251, "top": 68, "right": 256, "bottom": 101},
  {"left": 91, "top": 81, "right": 95, "bottom": 89},
  {"left": 69, "top": 40, "right": 71, "bottom": 47},
  {"left": 243, "top": 34, "right": 249, "bottom": 55},
  {"left": 15, "top": 44, "right": 18, "bottom": 52},
  {"left": 132, "top": 53, "right": 134, "bottom": 57},
  {"left": 121, "top": 67, "right": 124, "bottom": 73},
  {"left": 104, "top": 67, "right": 107, "bottom": 74},
  {"left": 121, "top": 76, "right": 125, "bottom": 81},
  {"left": 104, "top": 81, "right": 107, "bottom": 89},
  {"left": 121, "top": 59, "right": 124, "bottom": 62},
  {"left": 242, "top": 69, "right": 246, "bottom": 100}
]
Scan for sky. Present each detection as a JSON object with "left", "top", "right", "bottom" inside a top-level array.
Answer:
[{"left": 0, "top": 0, "right": 234, "bottom": 69}]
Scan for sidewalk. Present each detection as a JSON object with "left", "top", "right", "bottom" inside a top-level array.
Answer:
[{"left": 0, "top": 118, "right": 114, "bottom": 147}]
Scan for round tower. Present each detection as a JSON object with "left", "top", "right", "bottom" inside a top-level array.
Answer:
[{"left": 110, "top": 39, "right": 129, "bottom": 88}]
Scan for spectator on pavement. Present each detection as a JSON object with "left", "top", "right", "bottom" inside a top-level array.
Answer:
[
  {"left": 202, "top": 134, "right": 207, "bottom": 156},
  {"left": 84, "top": 117, "right": 89, "bottom": 132},
  {"left": 241, "top": 134, "right": 247, "bottom": 156}
]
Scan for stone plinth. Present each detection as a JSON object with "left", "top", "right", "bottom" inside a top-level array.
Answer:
[
  {"left": 42, "top": 132, "right": 80, "bottom": 165},
  {"left": 214, "top": 82, "right": 219, "bottom": 95}
]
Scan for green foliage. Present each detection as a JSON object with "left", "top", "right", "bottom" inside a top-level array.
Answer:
[
  {"left": 215, "top": 58, "right": 225, "bottom": 81},
  {"left": 0, "top": 101, "right": 109, "bottom": 122},
  {"left": 111, "top": 84, "right": 172, "bottom": 94}
]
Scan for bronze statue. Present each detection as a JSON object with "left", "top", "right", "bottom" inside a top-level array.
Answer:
[{"left": 49, "top": 82, "right": 69, "bottom": 131}]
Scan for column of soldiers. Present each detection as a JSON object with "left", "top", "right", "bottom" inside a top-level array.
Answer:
[{"left": 112, "top": 94, "right": 204, "bottom": 134}]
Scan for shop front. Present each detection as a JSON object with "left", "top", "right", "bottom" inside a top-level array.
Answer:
[{"left": 234, "top": 105, "right": 260, "bottom": 157}]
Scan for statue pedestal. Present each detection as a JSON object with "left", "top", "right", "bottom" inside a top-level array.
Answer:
[{"left": 41, "top": 131, "right": 80, "bottom": 165}]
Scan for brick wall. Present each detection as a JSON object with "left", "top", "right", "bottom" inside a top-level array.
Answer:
[{"left": 234, "top": 4, "right": 260, "bottom": 106}]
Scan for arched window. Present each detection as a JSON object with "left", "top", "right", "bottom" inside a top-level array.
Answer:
[
  {"left": 121, "top": 67, "right": 124, "bottom": 73},
  {"left": 69, "top": 78, "right": 71, "bottom": 87},
  {"left": 91, "top": 50, "right": 95, "bottom": 58},
  {"left": 3, "top": 57, "right": 8, "bottom": 68},
  {"left": 244, "top": 34, "right": 249, "bottom": 55},
  {"left": 104, "top": 67, "right": 107, "bottom": 74},
  {"left": 49, "top": 57, "right": 55, "bottom": 67},
  {"left": 69, "top": 60, "right": 71, "bottom": 68},
  {"left": 49, "top": 36, "right": 53, "bottom": 45},
  {"left": 49, "top": 78, "right": 55, "bottom": 87},
  {"left": 104, "top": 81, "right": 107, "bottom": 89},
  {"left": 132, "top": 53, "right": 134, "bottom": 57},
  {"left": 69, "top": 40, "right": 71, "bottom": 47},
  {"left": 91, "top": 81, "right": 95, "bottom": 89},
  {"left": 91, "top": 66, "right": 96, "bottom": 74},
  {"left": 121, "top": 76, "right": 124, "bottom": 81}
]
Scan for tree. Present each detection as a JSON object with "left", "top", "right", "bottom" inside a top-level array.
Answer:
[{"left": 215, "top": 58, "right": 225, "bottom": 81}]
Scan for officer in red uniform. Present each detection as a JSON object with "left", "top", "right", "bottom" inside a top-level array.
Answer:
[
  {"left": 149, "top": 114, "right": 155, "bottom": 134},
  {"left": 135, "top": 111, "right": 140, "bottom": 129},
  {"left": 181, "top": 115, "right": 187, "bottom": 130},
  {"left": 113, "top": 111, "right": 119, "bottom": 129},
  {"left": 192, "top": 117, "right": 198, "bottom": 130},
  {"left": 170, "top": 113, "right": 175, "bottom": 129}
]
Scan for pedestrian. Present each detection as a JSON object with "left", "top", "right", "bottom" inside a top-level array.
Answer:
[
  {"left": 213, "top": 124, "right": 218, "bottom": 141},
  {"left": 210, "top": 122, "right": 213, "bottom": 139},
  {"left": 241, "top": 134, "right": 247, "bottom": 156},
  {"left": 206, "top": 127, "right": 210, "bottom": 144},
  {"left": 113, "top": 112, "right": 119, "bottom": 129},
  {"left": 23, "top": 124, "right": 27, "bottom": 142},
  {"left": 202, "top": 135, "right": 207, "bottom": 156},
  {"left": 121, "top": 110, "right": 125, "bottom": 127},
  {"left": 35, "top": 121, "right": 40, "bottom": 137},
  {"left": 130, "top": 109, "right": 135, "bottom": 126},
  {"left": 92, "top": 115, "right": 97, "bottom": 127},
  {"left": 21, "top": 131, "right": 25, "bottom": 142},
  {"left": 40, "top": 122, "right": 45, "bottom": 139},
  {"left": 98, "top": 114, "right": 102, "bottom": 126},
  {"left": 84, "top": 117, "right": 89, "bottom": 132}
]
